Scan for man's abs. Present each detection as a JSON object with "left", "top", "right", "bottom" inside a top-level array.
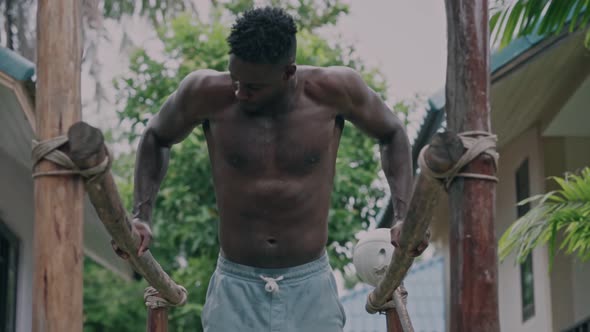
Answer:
[{"left": 216, "top": 176, "right": 333, "bottom": 268}]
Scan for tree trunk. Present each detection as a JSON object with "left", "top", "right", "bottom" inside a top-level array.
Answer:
[
  {"left": 444, "top": 1, "right": 500, "bottom": 331},
  {"left": 5, "top": 0, "right": 14, "bottom": 49},
  {"left": 33, "top": 1, "right": 83, "bottom": 331}
]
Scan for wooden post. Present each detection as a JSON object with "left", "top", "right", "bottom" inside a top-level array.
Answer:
[
  {"left": 33, "top": 1, "right": 83, "bottom": 331},
  {"left": 386, "top": 311, "right": 404, "bottom": 332},
  {"left": 147, "top": 308, "right": 169, "bottom": 332},
  {"left": 444, "top": 1, "right": 500, "bottom": 331}
]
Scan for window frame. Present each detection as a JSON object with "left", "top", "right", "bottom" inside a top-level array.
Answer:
[
  {"left": 515, "top": 159, "right": 535, "bottom": 322},
  {"left": 0, "top": 221, "right": 19, "bottom": 332}
]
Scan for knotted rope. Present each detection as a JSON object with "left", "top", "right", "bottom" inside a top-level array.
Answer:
[
  {"left": 365, "top": 283, "right": 408, "bottom": 314},
  {"left": 144, "top": 286, "right": 188, "bottom": 309},
  {"left": 31, "top": 135, "right": 110, "bottom": 182},
  {"left": 33, "top": 134, "right": 189, "bottom": 312},
  {"left": 418, "top": 131, "right": 499, "bottom": 188}
]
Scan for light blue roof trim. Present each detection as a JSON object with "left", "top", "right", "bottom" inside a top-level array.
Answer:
[
  {"left": 0, "top": 46, "right": 35, "bottom": 81},
  {"left": 427, "top": 7, "right": 583, "bottom": 112},
  {"left": 490, "top": 32, "right": 546, "bottom": 73},
  {"left": 491, "top": 6, "right": 581, "bottom": 73}
]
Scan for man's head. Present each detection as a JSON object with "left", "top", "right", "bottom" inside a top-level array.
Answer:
[{"left": 227, "top": 7, "right": 298, "bottom": 110}]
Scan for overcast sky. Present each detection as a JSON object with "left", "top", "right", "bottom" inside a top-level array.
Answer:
[{"left": 331, "top": 0, "right": 447, "bottom": 100}]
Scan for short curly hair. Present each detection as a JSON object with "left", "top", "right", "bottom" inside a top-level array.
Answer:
[{"left": 227, "top": 7, "right": 298, "bottom": 64}]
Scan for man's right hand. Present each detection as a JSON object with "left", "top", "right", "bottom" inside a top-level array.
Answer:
[{"left": 111, "top": 218, "right": 153, "bottom": 259}]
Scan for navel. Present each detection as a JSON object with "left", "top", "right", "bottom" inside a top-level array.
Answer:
[
  {"left": 227, "top": 154, "right": 246, "bottom": 168},
  {"left": 304, "top": 153, "right": 320, "bottom": 165}
]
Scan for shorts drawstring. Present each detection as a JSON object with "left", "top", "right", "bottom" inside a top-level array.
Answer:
[{"left": 260, "top": 275, "right": 284, "bottom": 293}]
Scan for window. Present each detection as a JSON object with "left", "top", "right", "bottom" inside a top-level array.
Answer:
[
  {"left": 0, "top": 221, "right": 19, "bottom": 332},
  {"left": 516, "top": 159, "right": 534, "bottom": 321},
  {"left": 562, "top": 316, "right": 590, "bottom": 332}
]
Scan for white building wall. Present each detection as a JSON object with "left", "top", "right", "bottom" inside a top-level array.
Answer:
[
  {"left": 495, "top": 127, "right": 554, "bottom": 332},
  {"left": 564, "top": 137, "right": 590, "bottom": 325},
  {"left": 572, "top": 262, "right": 590, "bottom": 324}
]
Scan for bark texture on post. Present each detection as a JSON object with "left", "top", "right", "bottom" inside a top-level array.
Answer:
[
  {"left": 33, "top": 1, "right": 83, "bottom": 331},
  {"left": 444, "top": 1, "right": 500, "bottom": 331}
]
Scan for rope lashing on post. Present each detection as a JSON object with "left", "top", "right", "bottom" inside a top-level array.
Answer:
[
  {"left": 144, "top": 285, "right": 188, "bottom": 309},
  {"left": 418, "top": 131, "right": 499, "bottom": 188},
  {"left": 365, "top": 283, "right": 408, "bottom": 314},
  {"left": 31, "top": 135, "right": 110, "bottom": 182}
]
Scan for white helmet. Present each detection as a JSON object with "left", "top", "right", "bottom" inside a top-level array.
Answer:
[{"left": 352, "top": 228, "right": 394, "bottom": 287}]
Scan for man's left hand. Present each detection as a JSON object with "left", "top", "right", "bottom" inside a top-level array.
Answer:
[{"left": 390, "top": 222, "right": 430, "bottom": 257}]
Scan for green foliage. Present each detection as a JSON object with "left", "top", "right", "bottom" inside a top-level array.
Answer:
[
  {"left": 223, "top": 0, "right": 349, "bottom": 30},
  {"left": 83, "top": 260, "right": 147, "bottom": 332},
  {"left": 102, "top": 0, "right": 196, "bottom": 26},
  {"left": 499, "top": 167, "right": 590, "bottom": 267},
  {"left": 490, "top": 0, "right": 590, "bottom": 49},
  {"left": 85, "top": 1, "right": 408, "bottom": 330}
]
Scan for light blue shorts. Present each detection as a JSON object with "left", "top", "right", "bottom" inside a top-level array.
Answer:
[{"left": 202, "top": 253, "right": 346, "bottom": 332}]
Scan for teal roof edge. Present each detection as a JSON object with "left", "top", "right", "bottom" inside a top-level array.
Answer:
[
  {"left": 0, "top": 46, "right": 35, "bottom": 81},
  {"left": 430, "top": 6, "right": 583, "bottom": 113}
]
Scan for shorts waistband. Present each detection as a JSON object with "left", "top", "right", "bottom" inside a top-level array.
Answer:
[{"left": 216, "top": 252, "right": 331, "bottom": 284}]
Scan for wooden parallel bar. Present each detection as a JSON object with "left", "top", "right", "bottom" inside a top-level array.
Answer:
[
  {"left": 370, "top": 132, "right": 463, "bottom": 311},
  {"left": 65, "top": 122, "right": 187, "bottom": 331}
]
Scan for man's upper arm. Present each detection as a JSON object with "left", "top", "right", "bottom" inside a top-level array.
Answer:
[
  {"left": 336, "top": 68, "right": 404, "bottom": 142},
  {"left": 147, "top": 71, "right": 209, "bottom": 147}
]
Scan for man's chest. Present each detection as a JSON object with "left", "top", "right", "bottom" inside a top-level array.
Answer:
[{"left": 205, "top": 108, "right": 343, "bottom": 176}]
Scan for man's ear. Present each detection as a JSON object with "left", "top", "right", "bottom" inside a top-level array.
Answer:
[{"left": 283, "top": 64, "right": 297, "bottom": 80}]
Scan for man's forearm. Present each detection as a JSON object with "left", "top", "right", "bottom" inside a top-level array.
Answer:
[
  {"left": 380, "top": 127, "right": 413, "bottom": 222},
  {"left": 132, "top": 128, "right": 171, "bottom": 224}
]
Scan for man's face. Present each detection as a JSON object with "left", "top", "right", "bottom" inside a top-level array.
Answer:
[{"left": 228, "top": 55, "right": 291, "bottom": 111}]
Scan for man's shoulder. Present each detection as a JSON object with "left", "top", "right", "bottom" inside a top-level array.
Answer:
[
  {"left": 300, "top": 66, "right": 365, "bottom": 104},
  {"left": 176, "top": 69, "right": 234, "bottom": 112},
  {"left": 301, "top": 65, "right": 360, "bottom": 88},
  {"left": 180, "top": 69, "right": 232, "bottom": 96}
]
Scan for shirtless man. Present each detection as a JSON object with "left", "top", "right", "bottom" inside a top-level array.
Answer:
[{"left": 125, "top": 7, "right": 426, "bottom": 332}]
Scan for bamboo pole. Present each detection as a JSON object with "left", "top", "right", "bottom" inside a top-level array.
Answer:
[
  {"left": 444, "top": 1, "right": 500, "bottom": 331},
  {"left": 66, "top": 122, "right": 186, "bottom": 331},
  {"left": 32, "top": 1, "right": 83, "bottom": 331}
]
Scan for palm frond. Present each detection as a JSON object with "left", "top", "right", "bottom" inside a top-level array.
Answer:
[
  {"left": 491, "top": 0, "right": 590, "bottom": 49},
  {"left": 499, "top": 167, "right": 590, "bottom": 265}
]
